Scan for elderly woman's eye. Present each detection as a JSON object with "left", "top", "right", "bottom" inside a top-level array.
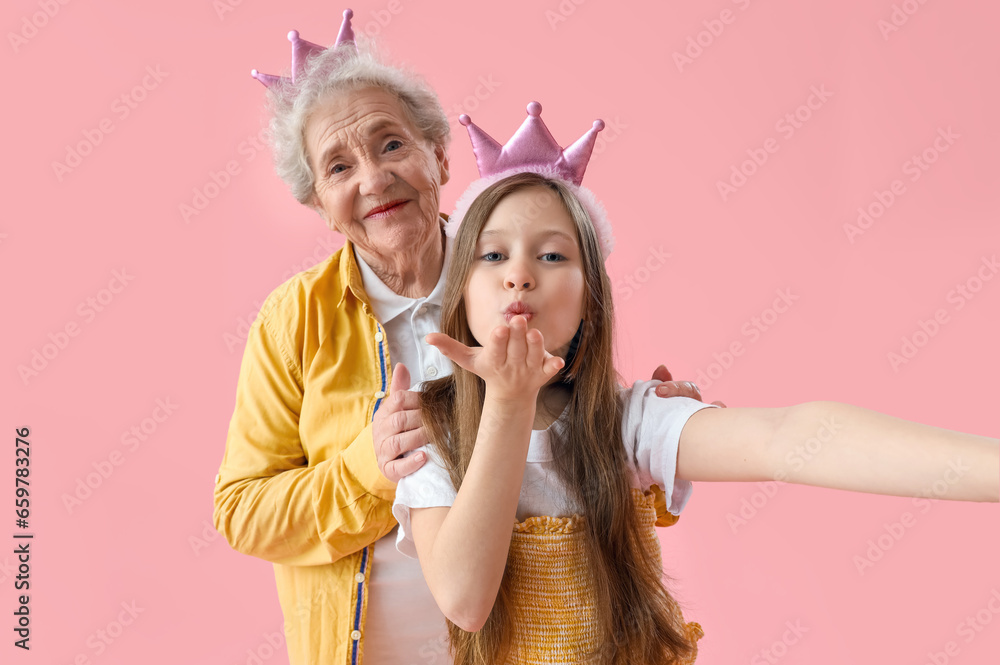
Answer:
[
  {"left": 330, "top": 164, "right": 346, "bottom": 175},
  {"left": 385, "top": 140, "right": 403, "bottom": 152}
]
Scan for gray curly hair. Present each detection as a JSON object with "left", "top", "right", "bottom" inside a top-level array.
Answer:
[{"left": 260, "top": 36, "right": 451, "bottom": 207}]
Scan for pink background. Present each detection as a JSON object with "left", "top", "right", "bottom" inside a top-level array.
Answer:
[{"left": 4, "top": 1, "right": 998, "bottom": 663}]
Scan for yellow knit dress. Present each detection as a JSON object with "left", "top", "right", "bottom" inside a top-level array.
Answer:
[{"left": 502, "top": 488, "right": 704, "bottom": 664}]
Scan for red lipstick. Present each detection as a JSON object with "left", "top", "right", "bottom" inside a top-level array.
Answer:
[{"left": 365, "top": 199, "right": 409, "bottom": 219}]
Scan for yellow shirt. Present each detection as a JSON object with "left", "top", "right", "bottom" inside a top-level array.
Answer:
[{"left": 213, "top": 237, "right": 398, "bottom": 665}]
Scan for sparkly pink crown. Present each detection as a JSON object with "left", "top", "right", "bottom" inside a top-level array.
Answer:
[
  {"left": 447, "top": 102, "right": 615, "bottom": 260},
  {"left": 460, "top": 102, "right": 604, "bottom": 187},
  {"left": 251, "top": 9, "right": 357, "bottom": 88}
]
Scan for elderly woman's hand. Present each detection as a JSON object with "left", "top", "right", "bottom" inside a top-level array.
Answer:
[
  {"left": 651, "top": 364, "right": 727, "bottom": 407},
  {"left": 374, "top": 363, "right": 431, "bottom": 483}
]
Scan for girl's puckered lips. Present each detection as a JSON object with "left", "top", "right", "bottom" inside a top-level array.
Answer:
[{"left": 503, "top": 302, "right": 534, "bottom": 323}]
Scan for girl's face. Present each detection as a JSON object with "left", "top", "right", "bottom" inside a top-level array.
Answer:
[{"left": 464, "top": 185, "right": 586, "bottom": 359}]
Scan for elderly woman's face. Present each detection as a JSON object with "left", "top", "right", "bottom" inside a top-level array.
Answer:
[{"left": 306, "top": 87, "right": 449, "bottom": 267}]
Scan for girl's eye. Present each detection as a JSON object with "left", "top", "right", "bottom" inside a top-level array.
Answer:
[
  {"left": 385, "top": 140, "right": 403, "bottom": 152},
  {"left": 541, "top": 253, "right": 566, "bottom": 262},
  {"left": 481, "top": 251, "right": 504, "bottom": 262}
]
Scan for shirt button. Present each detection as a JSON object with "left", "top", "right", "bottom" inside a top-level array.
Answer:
[
  {"left": 355, "top": 572, "right": 366, "bottom": 583},
  {"left": 351, "top": 630, "right": 361, "bottom": 641},
  {"left": 374, "top": 390, "right": 386, "bottom": 399},
  {"left": 374, "top": 332, "right": 384, "bottom": 342},
  {"left": 425, "top": 366, "right": 438, "bottom": 378}
]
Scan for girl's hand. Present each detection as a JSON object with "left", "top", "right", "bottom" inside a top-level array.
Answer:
[
  {"left": 651, "top": 363, "right": 727, "bottom": 407},
  {"left": 425, "top": 315, "right": 565, "bottom": 402}
]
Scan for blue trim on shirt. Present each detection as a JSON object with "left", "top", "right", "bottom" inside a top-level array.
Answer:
[
  {"left": 352, "top": 322, "right": 387, "bottom": 664},
  {"left": 351, "top": 545, "right": 370, "bottom": 664},
  {"left": 374, "top": 323, "right": 387, "bottom": 415}
]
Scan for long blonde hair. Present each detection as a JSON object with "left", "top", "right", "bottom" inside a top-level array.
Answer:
[{"left": 419, "top": 171, "right": 697, "bottom": 664}]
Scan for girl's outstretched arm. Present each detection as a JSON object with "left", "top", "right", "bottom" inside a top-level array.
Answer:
[{"left": 678, "top": 402, "right": 999, "bottom": 502}]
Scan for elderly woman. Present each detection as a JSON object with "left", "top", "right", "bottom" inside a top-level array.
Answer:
[{"left": 213, "top": 11, "right": 720, "bottom": 665}]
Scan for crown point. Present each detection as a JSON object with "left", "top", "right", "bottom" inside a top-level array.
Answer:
[
  {"left": 344, "top": 8, "right": 354, "bottom": 19},
  {"left": 526, "top": 101, "right": 542, "bottom": 117},
  {"left": 593, "top": 119, "right": 605, "bottom": 131},
  {"left": 250, "top": 69, "right": 259, "bottom": 77},
  {"left": 287, "top": 30, "right": 299, "bottom": 41},
  {"left": 459, "top": 114, "right": 472, "bottom": 126}
]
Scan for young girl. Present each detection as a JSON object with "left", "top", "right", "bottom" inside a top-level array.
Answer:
[{"left": 390, "top": 105, "right": 999, "bottom": 665}]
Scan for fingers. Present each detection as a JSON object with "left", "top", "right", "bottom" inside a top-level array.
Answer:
[
  {"left": 391, "top": 362, "right": 411, "bottom": 392},
  {"left": 655, "top": 380, "right": 703, "bottom": 401},
  {"left": 376, "top": 423, "right": 429, "bottom": 475},
  {"left": 505, "top": 315, "right": 528, "bottom": 364},
  {"left": 650, "top": 364, "right": 673, "bottom": 383},
  {"left": 425, "top": 333, "right": 476, "bottom": 373},
  {"left": 484, "top": 324, "right": 510, "bottom": 368},
  {"left": 389, "top": 406, "right": 424, "bottom": 434},
  {"left": 543, "top": 353, "right": 565, "bottom": 376},
  {"left": 525, "top": 326, "right": 545, "bottom": 369},
  {"left": 380, "top": 386, "right": 423, "bottom": 414},
  {"left": 384, "top": 425, "right": 428, "bottom": 460},
  {"left": 381, "top": 448, "right": 428, "bottom": 483},
  {"left": 528, "top": 328, "right": 564, "bottom": 377},
  {"left": 711, "top": 400, "right": 727, "bottom": 408}
]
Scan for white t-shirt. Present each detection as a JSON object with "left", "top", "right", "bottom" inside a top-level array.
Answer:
[
  {"left": 353, "top": 227, "right": 454, "bottom": 664},
  {"left": 392, "top": 381, "right": 720, "bottom": 559}
]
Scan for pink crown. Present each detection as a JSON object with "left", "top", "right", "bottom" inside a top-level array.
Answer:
[
  {"left": 447, "top": 102, "right": 615, "bottom": 260},
  {"left": 251, "top": 9, "right": 358, "bottom": 88},
  {"left": 459, "top": 102, "right": 605, "bottom": 186}
]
